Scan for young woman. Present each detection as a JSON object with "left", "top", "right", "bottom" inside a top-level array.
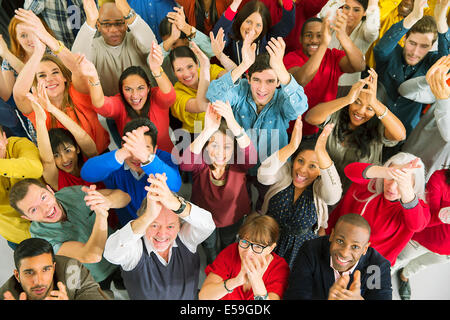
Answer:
[
  {"left": 12, "top": 9, "right": 110, "bottom": 154},
  {"left": 26, "top": 81, "right": 100, "bottom": 191},
  {"left": 179, "top": 100, "right": 256, "bottom": 264},
  {"left": 199, "top": 213, "right": 290, "bottom": 300},
  {"left": 326, "top": 153, "right": 431, "bottom": 266},
  {"left": 211, "top": 0, "right": 295, "bottom": 67},
  {"left": 169, "top": 43, "right": 226, "bottom": 135},
  {"left": 175, "top": 0, "right": 233, "bottom": 35},
  {"left": 320, "top": 0, "right": 380, "bottom": 96},
  {"left": 305, "top": 69, "right": 406, "bottom": 192},
  {"left": 394, "top": 168, "right": 450, "bottom": 300},
  {"left": 0, "top": 16, "right": 53, "bottom": 141},
  {"left": 257, "top": 116, "right": 342, "bottom": 268},
  {"left": 85, "top": 41, "right": 176, "bottom": 153}
]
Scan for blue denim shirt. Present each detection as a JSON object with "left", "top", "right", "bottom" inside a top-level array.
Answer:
[
  {"left": 206, "top": 71, "right": 308, "bottom": 176},
  {"left": 129, "top": 0, "right": 178, "bottom": 43},
  {"left": 374, "top": 19, "right": 449, "bottom": 136}
]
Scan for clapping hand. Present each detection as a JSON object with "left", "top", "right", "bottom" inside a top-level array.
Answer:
[
  {"left": 210, "top": 27, "right": 226, "bottom": 59},
  {"left": 82, "top": 185, "right": 110, "bottom": 219}
]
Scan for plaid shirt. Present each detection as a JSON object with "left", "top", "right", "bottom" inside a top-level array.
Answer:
[{"left": 24, "top": 0, "right": 90, "bottom": 48}]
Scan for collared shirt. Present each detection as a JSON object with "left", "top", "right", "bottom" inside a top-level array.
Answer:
[
  {"left": 206, "top": 71, "right": 308, "bottom": 176},
  {"left": 103, "top": 202, "right": 215, "bottom": 271},
  {"left": 374, "top": 19, "right": 450, "bottom": 136},
  {"left": 24, "top": 0, "right": 89, "bottom": 48},
  {"left": 330, "top": 256, "right": 359, "bottom": 282}
]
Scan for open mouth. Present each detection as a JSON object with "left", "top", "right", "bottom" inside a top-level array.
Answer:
[
  {"left": 46, "top": 84, "right": 58, "bottom": 90},
  {"left": 352, "top": 112, "right": 365, "bottom": 122},
  {"left": 47, "top": 207, "right": 57, "bottom": 220},
  {"left": 294, "top": 173, "right": 307, "bottom": 184},
  {"left": 130, "top": 98, "right": 143, "bottom": 106},
  {"left": 335, "top": 254, "right": 351, "bottom": 266},
  {"left": 32, "top": 286, "right": 47, "bottom": 295}
]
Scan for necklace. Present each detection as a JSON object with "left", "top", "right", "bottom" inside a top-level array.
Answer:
[{"left": 205, "top": 11, "right": 209, "bottom": 18}]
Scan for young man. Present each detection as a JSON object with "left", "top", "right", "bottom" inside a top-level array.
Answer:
[
  {"left": 283, "top": 14, "right": 366, "bottom": 136},
  {"left": 374, "top": 0, "right": 449, "bottom": 139},
  {"left": 81, "top": 118, "right": 182, "bottom": 226},
  {"left": 0, "top": 238, "right": 109, "bottom": 300},
  {"left": 0, "top": 125, "right": 43, "bottom": 248},
  {"left": 206, "top": 36, "right": 307, "bottom": 210},
  {"left": 284, "top": 214, "right": 392, "bottom": 300},
  {"left": 104, "top": 173, "right": 215, "bottom": 300},
  {"left": 8, "top": 178, "right": 130, "bottom": 290}
]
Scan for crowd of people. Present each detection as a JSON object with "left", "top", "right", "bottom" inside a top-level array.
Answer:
[{"left": 0, "top": 0, "right": 448, "bottom": 301}]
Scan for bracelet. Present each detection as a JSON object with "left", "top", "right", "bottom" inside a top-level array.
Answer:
[
  {"left": 52, "top": 40, "right": 65, "bottom": 55},
  {"left": 124, "top": 8, "right": 136, "bottom": 20},
  {"left": 88, "top": 79, "right": 101, "bottom": 87},
  {"left": 377, "top": 106, "right": 388, "bottom": 120},
  {"left": 235, "top": 128, "right": 245, "bottom": 139},
  {"left": 223, "top": 279, "right": 234, "bottom": 293},
  {"left": 152, "top": 67, "right": 164, "bottom": 78}
]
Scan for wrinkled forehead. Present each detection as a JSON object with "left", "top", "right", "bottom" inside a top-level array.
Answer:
[{"left": 154, "top": 207, "right": 181, "bottom": 226}]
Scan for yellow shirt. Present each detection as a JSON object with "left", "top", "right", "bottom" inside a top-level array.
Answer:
[
  {"left": 0, "top": 137, "right": 43, "bottom": 244},
  {"left": 171, "top": 64, "right": 225, "bottom": 133},
  {"left": 366, "top": 0, "right": 436, "bottom": 68}
]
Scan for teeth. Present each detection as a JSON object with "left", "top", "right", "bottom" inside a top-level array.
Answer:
[{"left": 337, "top": 256, "right": 349, "bottom": 263}]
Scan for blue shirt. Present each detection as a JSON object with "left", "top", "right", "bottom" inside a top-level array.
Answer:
[
  {"left": 129, "top": 0, "right": 178, "bottom": 43},
  {"left": 206, "top": 71, "right": 308, "bottom": 176},
  {"left": 374, "top": 19, "right": 449, "bottom": 136},
  {"left": 80, "top": 149, "right": 181, "bottom": 226}
]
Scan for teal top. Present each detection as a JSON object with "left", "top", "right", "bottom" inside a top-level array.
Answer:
[{"left": 30, "top": 186, "right": 117, "bottom": 282}]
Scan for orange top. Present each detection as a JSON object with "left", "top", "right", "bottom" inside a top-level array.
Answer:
[{"left": 25, "top": 85, "right": 110, "bottom": 153}]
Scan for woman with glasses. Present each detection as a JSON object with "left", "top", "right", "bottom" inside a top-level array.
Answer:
[{"left": 199, "top": 213, "right": 290, "bottom": 300}]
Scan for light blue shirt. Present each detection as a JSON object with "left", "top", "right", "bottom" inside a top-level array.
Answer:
[{"left": 206, "top": 71, "right": 308, "bottom": 175}]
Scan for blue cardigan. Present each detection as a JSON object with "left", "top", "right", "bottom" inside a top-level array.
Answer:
[
  {"left": 283, "top": 236, "right": 392, "bottom": 300},
  {"left": 80, "top": 149, "right": 181, "bottom": 226}
]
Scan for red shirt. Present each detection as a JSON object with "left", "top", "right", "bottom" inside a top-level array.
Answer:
[
  {"left": 179, "top": 142, "right": 256, "bottom": 228},
  {"left": 412, "top": 169, "right": 450, "bottom": 255},
  {"left": 283, "top": 48, "right": 346, "bottom": 136},
  {"left": 326, "top": 162, "right": 431, "bottom": 266},
  {"left": 94, "top": 87, "right": 176, "bottom": 153},
  {"left": 240, "top": 0, "right": 329, "bottom": 53},
  {"left": 204, "top": 243, "right": 290, "bottom": 300},
  {"left": 25, "top": 85, "right": 110, "bottom": 154}
]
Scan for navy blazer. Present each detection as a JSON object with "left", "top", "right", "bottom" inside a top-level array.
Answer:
[{"left": 284, "top": 236, "right": 392, "bottom": 300}]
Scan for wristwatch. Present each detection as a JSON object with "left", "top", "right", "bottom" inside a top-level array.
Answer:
[
  {"left": 124, "top": 8, "right": 136, "bottom": 20},
  {"left": 186, "top": 26, "right": 197, "bottom": 41},
  {"left": 141, "top": 153, "right": 155, "bottom": 166},
  {"left": 172, "top": 193, "right": 187, "bottom": 215},
  {"left": 254, "top": 292, "right": 268, "bottom": 300}
]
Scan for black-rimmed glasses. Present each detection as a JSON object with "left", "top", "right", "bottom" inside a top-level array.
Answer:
[{"left": 238, "top": 238, "right": 269, "bottom": 254}]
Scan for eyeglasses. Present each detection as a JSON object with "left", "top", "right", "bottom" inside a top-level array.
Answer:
[
  {"left": 98, "top": 21, "right": 126, "bottom": 29},
  {"left": 238, "top": 238, "right": 269, "bottom": 254}
]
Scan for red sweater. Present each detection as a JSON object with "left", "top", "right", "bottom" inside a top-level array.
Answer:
[
  {"left": 179, "top": 142, "right": 256, "bottom": 228},
  {"left": 93, "top": 87, "right": 176, "bottom": 153},
  {"left": 326, "top": 162, "right": 431, "bottom": 265},
  {"left": 412, "top": 169, "right": 450, "bottom": 255}
]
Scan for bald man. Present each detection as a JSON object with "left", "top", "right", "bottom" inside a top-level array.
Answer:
[
  {"left": 71, "top": 0, "right": 157, "bottom": 96},
  {"left": 103, "top": 173, "right": 215, "bottom": 300},
  {"left": 284, "top": 214, "right": 392, "bottom": 300}
]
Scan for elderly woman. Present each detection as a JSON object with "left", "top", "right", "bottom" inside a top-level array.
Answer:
[
  {"left": 326, "top": 152, "right": 431, "bottom": 266},
  {"left": 257, "top": 116, "right": 342, "bottom": 268},
  {"left": 199, "top": 213, "right": 290, "bottom": 300}
]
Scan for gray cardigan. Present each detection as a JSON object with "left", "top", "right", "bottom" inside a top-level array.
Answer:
[{"left": 257, "top": 150, "right": 343, "bottom": 233}]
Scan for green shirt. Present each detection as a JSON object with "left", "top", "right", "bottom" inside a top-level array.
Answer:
[{"left": 30, "top": 186, "right": 117, "bottom": 282}]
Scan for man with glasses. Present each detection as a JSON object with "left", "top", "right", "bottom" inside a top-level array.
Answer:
[
  {"left": 199, "top": 213, "right": 290, "bottom": 300},
  {"left": 284, "top": 213, "right": 392, "bottom": 300}
]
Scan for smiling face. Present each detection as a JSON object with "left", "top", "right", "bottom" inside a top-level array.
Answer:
[
  {"left": 206, "top": 131, "right": 234, "bottom": 168},
  {"left": 14, "top": 253, "right": 55, "bottom": 300},
  {"left": 240, "top": 11, "right": 264, "bottom": 41},
  {"left": 342, "top": 0, "right": 366, "bottom": 30},
  {"left": 172, "top": 56, "right": 199, "bottom": 89},
  {"left": 16, "top": 184, "right": 64, "bottom": 223},
  {"left": 301, "top": 21, "right": 322, "bottom": 57},
  {"left": 329, "top": 221, "right": 370, "bottom": 273},
  {"left": 397, "top": 0, "right": 414, "bottom": 17},
  {"left": 248, "top": 69, "right": 279, "bottom": 109},
  {"left": 145, "top": 207, "right": 181, "bottom": 257},
  {"left": 53, "top": 143, "right": 80, "bottom": 174},
  {"left": 403, "top": 32, "right": 434, "bottom": 66},
  {"left": 348, "top": 91, "right": 376, "bottom": 129},
  {"left": 121, "top": 74, "right": 150, "bottom": 112},
  {"left": 36, "top": 60, "right": 68, "bottom": 100},
  {"left": 97, "top": 4, "right": 127, "bottom": 46},
  {"left": 291, "top": 149, "right": 321, "bottom": 190}
]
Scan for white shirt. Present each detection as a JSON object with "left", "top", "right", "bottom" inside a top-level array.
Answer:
[{"left": 103, "top": 203, "right": 215, "bottom": 271}]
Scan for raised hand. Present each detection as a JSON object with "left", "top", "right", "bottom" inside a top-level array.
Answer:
[
  {"left": 82, "top": 185, "right": 111, "bottom": 219},
  {"left": 211, "top": 100, "right": 238, "bottom": 130},
  {"left": 321, "top": 16, "right": 332, "bottom": 47},
  {"left": 289, "top": 115, "right": 303, "bottom": 150},
  {"left": 346, "top": 78, "right": 366, "bottom": 105},
  {"left": 241, "top": 30, "right": 257, "bottom": 67},
  {"left": 44, "top": 282, "right": 69, "bottom": 300},
  {"left": 204, "top": 103, "right": 222, "bottom": 133},
  {"left": 190, "top": 41, "right": 210, "bottom": 71},
  {"left": 332, "top": 9, "right": 348, "bottom": 39},
  {"left": 210, "top": 28, "right": 226, "bottom": 59},
  {"left": 82, "top": 0, "right": 99, "bottom": 28},
  {"left": 75, "top": 53, "right": 99, "bottom": 80},
  {"left": 146, "top": 173, "right": 181, "bottom": 212},
  {"left": 14, "top": 9, "right": 53, "bottom": 47},
  {"left": 3, "top": 291, "right": 27, "bottom": 300},
  {"left": 360, "top": 68, "right": 379, "bottom": 107},
  {"left": 148, "top": 41, "right": 164, "bottom": 75},
  {"left": 426, "top": 55, "right": 450, "bottom": 100},
  {"left": 167, "top": 6, "right": 190, "bottom": 36},
  {"left": 122, "top": 126, "right": 154, "bottom": 163}
]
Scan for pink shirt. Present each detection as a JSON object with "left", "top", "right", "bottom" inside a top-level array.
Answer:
[
  {"left": 330, "top": 256, "right": 359, "bottom": 282},
  {"left": 284, "top": 48, "right": 346, "bottom": 136}
]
